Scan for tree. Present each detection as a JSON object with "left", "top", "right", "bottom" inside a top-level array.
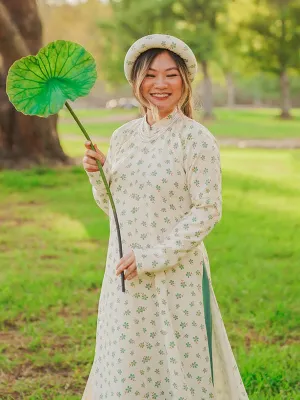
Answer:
[
  {"left": 0, "top": 0, "right": 70, "bottom": 169},
  {"left": 172, "top": 0, "right": 229, "bottom": 119},
  {"left": 99, "top": 0, "right": 230, "bottom": 119},
  {"left": 38, "top": 0, "right": 112, "bottom": 78},
  {"left": 98, "top": 0, "right": 176, "bottom": 87},
  {"left": 216, "top": 0, "right": 257, "bottom": 108},
  {"left": 242, "top": 0, "right": 300, "bottom": 118}
]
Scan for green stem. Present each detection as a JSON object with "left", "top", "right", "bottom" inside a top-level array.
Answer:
[{"left": 65, "top": 101, "right": 125, "bottom": 293}]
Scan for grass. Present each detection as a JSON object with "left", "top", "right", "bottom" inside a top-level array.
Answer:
[
  {"left": 58, "top": 121, "right": 122, "bottom": 138},
  {"left": 58, "top": 107, "right": 300, "bottom": 139},
  {"left": 1, "top": 120, "right": 300, "bottom": 398},
  {"left": 203, "top": 108, "right": 300, "bottom": 139},
  {"left": 59, "top": 107, "right": 137, "bottom": 119},
  {"left": 60, "top": 138, "right": 109, "bottom": 158}
]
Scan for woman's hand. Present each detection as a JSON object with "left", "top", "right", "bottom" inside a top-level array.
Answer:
[
  {"left": 116, "top": 249, "right": 138, "bottom": 281},
  {"left": 83, "top": 141, "right": 106, "bottom": 172}
]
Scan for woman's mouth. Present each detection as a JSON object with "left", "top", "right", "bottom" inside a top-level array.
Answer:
[{"left": 150, "top": 93, "right": 171, "bottom": 100}]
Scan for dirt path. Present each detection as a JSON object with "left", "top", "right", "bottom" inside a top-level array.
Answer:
[{"left": 62, "top": 134, "right": 300, "bottom": 149}]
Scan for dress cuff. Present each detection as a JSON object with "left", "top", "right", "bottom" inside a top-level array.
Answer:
[
  {"left": 85, "top": 157, "right": 110, "bottom": 187},
  {"left": 133, "top": 247, "right": 164, "bottom": 276},
  {"left": 133, "top": 248, "right": 144, "bottom": 273}
]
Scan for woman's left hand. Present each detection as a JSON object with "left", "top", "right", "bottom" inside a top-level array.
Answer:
[{"left": 116, "top": 249, "right": 138, "bottom": 280}]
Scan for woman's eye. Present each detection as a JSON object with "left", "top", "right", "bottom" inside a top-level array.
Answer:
[{"left": 145, "top": 74, "right": 178, "bottom": 78}]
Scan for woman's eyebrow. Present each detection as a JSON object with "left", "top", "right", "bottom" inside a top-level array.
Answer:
[{"left": 148, "top": 67, "right": 179, "bottom": 71}]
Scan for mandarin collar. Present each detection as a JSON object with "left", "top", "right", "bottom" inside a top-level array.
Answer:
[
  {"left": 144, "top": 107, "right": 180, "bottom": 131},
  {"left": 139, "top": 107, "right": 182, "bottom": 142}
]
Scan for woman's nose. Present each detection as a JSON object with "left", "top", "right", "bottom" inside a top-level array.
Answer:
[{"left": 153, "top": 76, "right": 168, "bottom": 88}]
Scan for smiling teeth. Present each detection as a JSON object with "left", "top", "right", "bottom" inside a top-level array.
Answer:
[{"left": 152, "top": 94, "right": 169, "bottom": 97}]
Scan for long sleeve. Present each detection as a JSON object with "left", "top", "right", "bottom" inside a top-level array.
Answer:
[
  {"left": 134, "top": 125, "right": 222, "bottom": 276},
  {"left": 85, "top": 129, "right": 118, "bottom": 216}
]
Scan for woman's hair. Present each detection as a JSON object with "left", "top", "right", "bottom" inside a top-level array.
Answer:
[{"left": 130, "top": 48, "right": 194, "bottom": 122}]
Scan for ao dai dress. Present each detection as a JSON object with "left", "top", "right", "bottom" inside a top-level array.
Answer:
[{"left": 82, "top": 108, "right": 249, "bottom": 400}]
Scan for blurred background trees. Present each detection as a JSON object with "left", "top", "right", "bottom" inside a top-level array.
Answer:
[
  {"left": 0, "top": 0, "right": 299, "bottom": 166},
  {"left": 241, "top": 0, "right": 300, "bottom": 119},
  {"left": 38, "top": 0, "right": 300, "bottom": 116}
]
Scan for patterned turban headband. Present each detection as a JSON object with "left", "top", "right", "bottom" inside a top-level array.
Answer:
[{"left": 124, "top": 34, "right": 198, "bottom": 85}]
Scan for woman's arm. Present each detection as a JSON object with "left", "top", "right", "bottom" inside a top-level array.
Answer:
[{"left": 134, "top": 125, "right": 222, "bottom": 275}]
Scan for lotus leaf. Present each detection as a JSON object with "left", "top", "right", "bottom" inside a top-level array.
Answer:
[{"left": 6, "top": 40, "right": 97, "bottom": 117}]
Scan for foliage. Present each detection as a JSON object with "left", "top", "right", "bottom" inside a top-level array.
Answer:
[
  {"left": 98, "top": 0, "right": 230, "bottom": 86},
  {"left": 215, "top": 0, "right": 256, "bottom": 78},
  {"left": 6, "top": 40, "right": 97, "bottom": 117},
  {"left": 98, "top": 0, "right": 176, "bottom": 86},
  {"left": 37, "top": 0, "right": 300, "bottom": 106},
  {"left": 171, "top": 0, "right": 228, "bottom": 63},
  {"left": 241, "top": 0, "right": 300, "bottom": 74},
  {"left": 38, "top": 0, "right": 112, "bottom": 76}
]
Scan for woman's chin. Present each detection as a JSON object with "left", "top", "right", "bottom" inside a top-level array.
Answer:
[{"left": 149, "top": 100, "right": 175, "bottom": 111}]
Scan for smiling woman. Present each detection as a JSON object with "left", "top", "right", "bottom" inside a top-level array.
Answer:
[{"left": 82, "top": 34, "right": 249, "bottom": 400}]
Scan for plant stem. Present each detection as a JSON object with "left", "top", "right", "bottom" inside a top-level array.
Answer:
[{"left": 65, "top": 101, "right": 125, "bottom": 293}]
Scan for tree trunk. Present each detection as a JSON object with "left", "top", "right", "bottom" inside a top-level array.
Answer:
[
  {"left": 279, "top": 69, "right": 292, "bottom": 119},
  {"left": 0, "top": 0, "right": 71, "bottom": 169},
  {"left": 200, "top": 61, "right": 215, "bottom": 120},
  {"left": 226, "top": 72, "right": 235, "bottom": 109}
]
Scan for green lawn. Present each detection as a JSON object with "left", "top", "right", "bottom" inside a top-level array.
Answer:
[
  {"left": 0, "top": 142, "right": 299, "bottom": 398},
  {"left": 59, "top": 121, "right": 122, "bottom": 138},
  {"left": 204, "top": 108, "right": 300, "bottom": 138},
  {"left": 59, "top": 107, "right": 137, "bottom": 118},
  {"left": 60, "top": 137, "right": 109, "bottom": 158},
  {"left": 58, "top": 107, "right": 300, "bottom": 139}
]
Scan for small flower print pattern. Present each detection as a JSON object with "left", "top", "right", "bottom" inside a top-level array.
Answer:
[{"left": 82, "top": 109, "right": 249, "bottom": 399}]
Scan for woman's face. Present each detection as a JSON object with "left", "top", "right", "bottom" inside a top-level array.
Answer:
[{"left": 141, "top": 51, "right": 183, "bottom": 117}]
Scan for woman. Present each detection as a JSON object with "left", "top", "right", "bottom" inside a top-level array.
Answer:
[{"left": 82, "top": 34, "right": 248, "bottom": 400}]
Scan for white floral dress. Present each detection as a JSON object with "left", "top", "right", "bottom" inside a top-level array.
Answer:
[{"left": 82, "top": 108, "right": 249, "bottom": 400}]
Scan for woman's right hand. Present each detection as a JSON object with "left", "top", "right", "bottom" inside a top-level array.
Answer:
[{"left": 83, "top": 141, "right": 107, "bottom": 172}]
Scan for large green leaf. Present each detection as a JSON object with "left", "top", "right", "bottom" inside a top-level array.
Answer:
[{"left": 6, "top": 40, "right": 97, "bottom": 117}]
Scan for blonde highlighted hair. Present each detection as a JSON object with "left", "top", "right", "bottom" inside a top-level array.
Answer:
[{"left": 130, "top": 48, "right": 194, "bottom": 122}]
